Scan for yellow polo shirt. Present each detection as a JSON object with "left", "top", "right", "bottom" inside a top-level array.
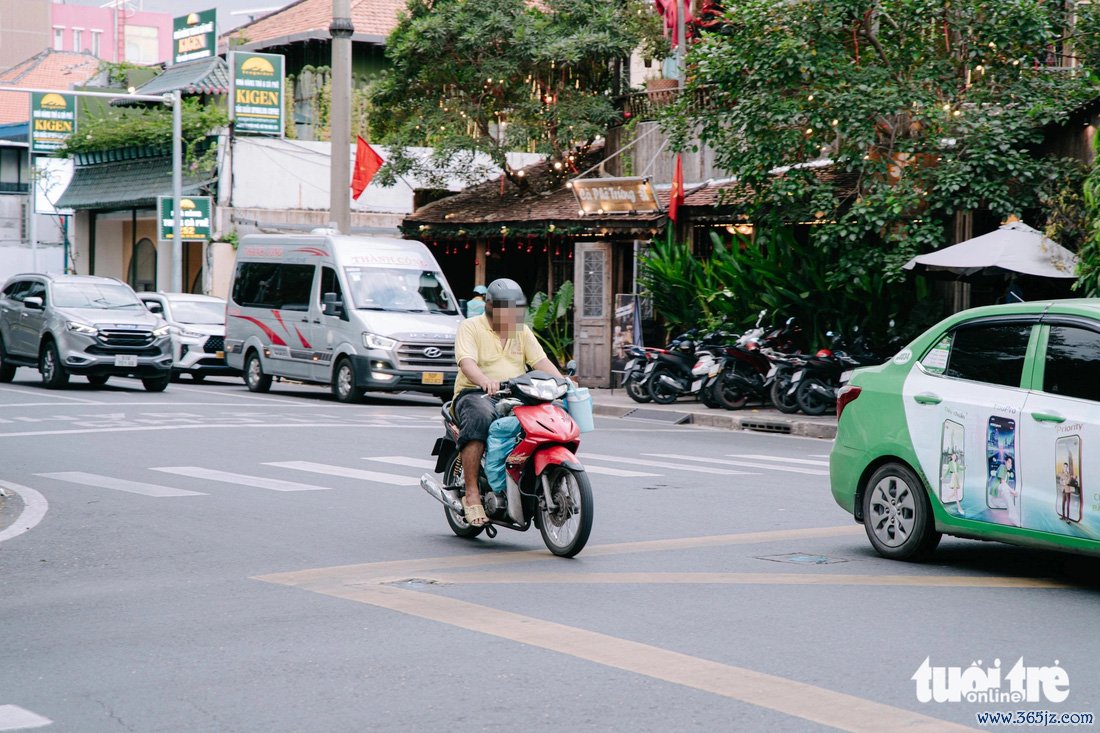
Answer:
[{"left": 454, "top": 314, "right": 548, "bottom": 395}]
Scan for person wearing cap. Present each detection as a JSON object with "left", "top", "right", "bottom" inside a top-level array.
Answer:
[
  {"left": 465, "top": 285, "right": 488, "bottom": 318},
  {"left": 452, "top": 278, "right": 564, "bottom": 526}
]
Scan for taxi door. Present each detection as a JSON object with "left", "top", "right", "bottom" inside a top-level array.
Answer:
[
  {"left": 1018, "top": 321, "right": 1100, "bottom": 539},
  {"left": 902, "top": 318, "right": 1038, "bottom": 526}
]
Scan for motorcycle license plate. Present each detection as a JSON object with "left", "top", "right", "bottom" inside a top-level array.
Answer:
[
  {"left": 840, "top": 370, "right": 853, "bottom": 384},
  {"left": 625, "top": 359, "right": 638, "bottom": 371},
  {"left": 644, "top": 361, "right": 656, "bottom": 374},
  {"left": 114, "top": 355, "right": 138, "bottom": 367},
  {"left": 766, "top": 365, "right": 777, "bottom": 379},
  {"left": 791, "top": 371, "right": 803, "bottom": 383},
  {"left": 691, "top": 379, "right": 703, "bottom": 392},
  {"left": 709, "top": 367, "right": 720, "bottom": 377},
  {"left": 421, "top": 372, "right": 444, "bottom": 385}
]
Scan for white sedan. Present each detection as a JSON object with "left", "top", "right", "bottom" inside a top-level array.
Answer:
[{"left": 138, "top": 293, "right": 239, "bottom": 382}]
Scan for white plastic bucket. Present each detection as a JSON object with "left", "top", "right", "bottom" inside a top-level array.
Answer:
[{"left": 566, "top": 386, "right": 595, "bottom": 433}]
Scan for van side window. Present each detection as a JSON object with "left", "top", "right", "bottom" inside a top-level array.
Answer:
[
  {"left": 233, "top": 263, "right": 315, "bottom": 311},
  {"left": 319, "top": 267, "right": 344, "bottom": 316},
  {"left": 944, "top": 323, "right": 1032, "bottom": 388},
  {"left": 1043, "top": 326, "right": 1100, "bottom": 403}
]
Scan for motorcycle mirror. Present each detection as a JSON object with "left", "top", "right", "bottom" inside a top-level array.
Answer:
[{"left": 565, "top": 360, "right": 578, "bottom": 376}]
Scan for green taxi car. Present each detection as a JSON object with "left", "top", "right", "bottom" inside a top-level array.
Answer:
[{"left": 831, "top": 299, "right": 1100, "bottom": 560}]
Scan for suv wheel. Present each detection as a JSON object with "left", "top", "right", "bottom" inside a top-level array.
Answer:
[
  {"left": 0, "top": 339, "right": 16, "bottom": 383},
  {"left": 87, "top": 375, "right": 109, "bottom": 387},
  {"left": 245, "top": 351, "right": 272, "bottom": 393},
  {"left": 39, "top": 341, "right": 69, "bottom": 389},
  {"left": 142, "top": 374, "right": 170, "bottom": 392}
]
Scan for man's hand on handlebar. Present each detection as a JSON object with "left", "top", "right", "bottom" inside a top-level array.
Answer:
[{"left": 479, "top": 379, "right": 501, "bottom": 395}]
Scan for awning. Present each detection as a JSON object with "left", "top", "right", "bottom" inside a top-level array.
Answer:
[
  {"left": 128, "top": 57, "right": 230, "bottom": 98},
  {"left": 903, "top": 220, "right": 1079, "bottom": 280},
  {"left": 55, "top": 155, "right": 208, "bottom": 211}
]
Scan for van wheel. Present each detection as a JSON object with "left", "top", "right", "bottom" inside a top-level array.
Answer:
[
  {"left": 862, "top": 463, "right": 941, "bottom": 561},
  {"left": 332, "top": 357, "right": 362, "bottom": 403},
  {"left": 245, "top": 351, "right": 272, "bottom": 393},
  {"left": 39, "top": 341, "right": 69, "bottom": 389},
  {"left": 0, "top": 338, "right": 16, "bottom": 383}
]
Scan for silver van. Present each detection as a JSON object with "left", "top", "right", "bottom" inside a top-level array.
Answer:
[{"left": 224, "top": 233, "right": 461, "bottom": 402}]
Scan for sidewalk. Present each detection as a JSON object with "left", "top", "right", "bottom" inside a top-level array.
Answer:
[{"left": 589, "top": 389, "right": 838, "bottom": 440}]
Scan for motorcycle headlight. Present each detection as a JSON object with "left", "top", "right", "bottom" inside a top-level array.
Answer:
[
  {"left": 66, "top": 321, "right": 98, "bottom": 337},
  {"left": 153, "top": 325, "right": 172, "bottom": 338},
  {"left": 363, "top": 332, "right": 398, "bottom": 350},
  {"left": 520, "top": 378, "right": 567, "bottom": 401}
]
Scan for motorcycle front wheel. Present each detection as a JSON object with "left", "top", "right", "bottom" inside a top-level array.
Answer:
[
  {"left": 442, "top": 453, "right": 484, "bottom": 538},
  {"left": 538, "top": 465, "right": 594, "bottom": 557},
  {"left": 647, "top": 367, "right": 681, "bottom": 405},
  {"left": 770, "top": 370, "right": 801, "bottom": 414},
  {"left": 625, "top": 376, "right": 652, "bottom": 403},
  {"left": 795, "top": 377, "right": 834, "bottom": 416}
]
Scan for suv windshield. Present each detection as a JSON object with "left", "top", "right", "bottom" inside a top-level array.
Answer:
[
  {"left": 170, "top": 301, "right": 225, "bottom": 325},
  {"left": 344, "top": 267, "right": 458, "bottom": 315},
  {"left": 53, "top": 282, "right": 143, "bottom": 310}
]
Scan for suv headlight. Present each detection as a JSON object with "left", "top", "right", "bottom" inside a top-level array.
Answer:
[
  {"left": 174, "top": 327, "right": 204, "bottom": 339},
  {"left": 153, "top": 325, "right": 172, "bottom": 338},
  {"left": 66, "top": 321, "right": 98, "bottom": 337},
  {"left": 363, "top": 333, "right": 397, "bottom": 350}
]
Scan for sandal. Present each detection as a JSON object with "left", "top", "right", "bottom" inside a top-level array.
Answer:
[{"left": 462, "top": 498, "right": 489, "bottom": 527}]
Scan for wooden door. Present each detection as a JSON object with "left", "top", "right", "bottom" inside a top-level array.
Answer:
[{"left": 573, "top": 241, "right": 613, "bottom": 387}]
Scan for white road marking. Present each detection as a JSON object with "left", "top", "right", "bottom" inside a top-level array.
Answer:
[
  {"left": 0, "top": 385, "right": 100, "bottom": 404},
  {"left": 34, "top": 472, "right": 206, "bottom": 497},
  {"left": 582, "top": 453, "right": 753, "bottom": 476},
  {"left": 0, "top": 423, "right": 438, "bottom": 439},
  {"left": 265, "top": 461, "right": 420, "bottom": 486},
  {"left": 150, "top": 467, "right": 332, "bottom": 492},
  {"left": 0, "top": 482, "right": 49, "bottom": 544},
  {"left": 646, "top": 454, "right": 828, "bottom": 476},
  {"left": 363, "top": 456, "right": 437, "bottom": 470},
  {"left": 168, "top": 384, "right": 312, "bottom": 404},
  {"left": 0, "top": 705, "right": 52, "bottom": 731},
  {"left": 729, "top": 454, "right": 830, "bottom": 467},
  {"left": 581, "top": 465, "right": 659, "bottom": 478}
]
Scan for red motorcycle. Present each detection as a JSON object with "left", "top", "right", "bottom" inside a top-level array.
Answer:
[{"left": 420, "top": 370, "right": 594, "bottom": 557}]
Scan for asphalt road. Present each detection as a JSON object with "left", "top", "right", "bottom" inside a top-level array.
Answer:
[{"left": 0, "top": 373, "right": 1097, "bottom": 732}]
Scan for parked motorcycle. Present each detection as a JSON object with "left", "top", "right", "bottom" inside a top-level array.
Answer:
[
  {"left": 622, "top": 345, "right": 657, "bottom": 404},
  {"left": 646, "top": 330, "right": 721, "bottom": 405},
  {"left": 791, "top": 332, "right": 883, "bottom": 416},
  {"left": 419, "top": 368, "right": 593, "bottom": 557},
  {"left": 708, "top": 315, "right": 805, "bottom": 410}
]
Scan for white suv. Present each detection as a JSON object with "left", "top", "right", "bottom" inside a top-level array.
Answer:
[
  {"left": 0, "top": 274, "right": 173, "bottom": 391},
  {"left": 138, "top": 292, "right": 238, "bottom": 382}
]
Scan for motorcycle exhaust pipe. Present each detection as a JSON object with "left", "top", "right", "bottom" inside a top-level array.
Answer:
[
  {"left": 658, "top": 374, "right": 684, "bottom": 391},
  {"left": 420, "top": 473, "right": 464, "bottom": 513}
]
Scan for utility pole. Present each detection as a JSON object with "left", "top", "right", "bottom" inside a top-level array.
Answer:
[
  {"left": 27, "top": 144, "right": 36, "bottom": 271},
  {"left": 171, "top": 89, "right": 183, "bottom": 292},
  {"left": 329, "top": 0, "right": 353, "bottom": 234},
  {"left": 676, "top": 0, "right": 687, "bottom": 87}
]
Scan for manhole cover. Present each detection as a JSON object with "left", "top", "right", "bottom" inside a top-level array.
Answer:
[{"left": 755, "top": 553, "right": 849, "bottom": 565}]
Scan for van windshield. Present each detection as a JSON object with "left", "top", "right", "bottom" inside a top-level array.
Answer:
[{"left": 344, "top": 267, "right": 458, "bottom": 315}]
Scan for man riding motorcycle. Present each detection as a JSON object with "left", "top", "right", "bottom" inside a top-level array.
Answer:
[{"left": 453, "top": 278, "right": 564, "bottom": 527}]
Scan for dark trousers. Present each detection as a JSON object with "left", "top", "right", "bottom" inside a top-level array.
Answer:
[{"left": 454, "top": 388, "right": 497, "bottom": 449}]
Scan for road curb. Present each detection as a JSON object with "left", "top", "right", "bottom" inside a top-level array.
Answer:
[{"left": 593, "top": 403, "right": 837, "bottom": 440}]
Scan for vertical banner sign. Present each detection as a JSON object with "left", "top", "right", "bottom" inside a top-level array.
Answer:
[
  {"left": 611, "top": 294, "right": 643, "bottom": 382},
  {"left": 157, "top": 196, "right": 212, "bottom": 241},
  {"left": 30, "top": 93, "right": 76, "bottom": 153},
  {"left": 173, "top": 9, "right": 217, "bottom": 65},
  {"left": 230, "top": 51, "right": 285, "bottom": 136}
]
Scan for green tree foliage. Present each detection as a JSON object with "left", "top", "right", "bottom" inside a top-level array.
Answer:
[
  {"left": 1077, "top": 130, "right": 1100, "bottom": 296},
  {"left": 663, "top": 0, "right": 1094, "bottom": 331},
  {"left": 527, "top": 280, "right": 575, "bottom": 365},
  {"left": 370, "top": 0, "right": 662, "bottom": 188}
]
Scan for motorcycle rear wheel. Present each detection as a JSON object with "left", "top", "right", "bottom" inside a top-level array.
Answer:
[
  {"left": 795, "top": 377, "right": 834, "bottom": 416},
  {"left": 625, "top": 377, "right": 651, "bottom": 403},
  {"left": 647, "top": 366, "right": 680, "bottom": 405},
  {"left": 442, "top": 453, "right": 484, "bottom": 538},
  {"left": 713, "top": 367, "right": 749, "bottom": 410},
  {"left": 538, "top": 465, "right": 594, "bottom": 557},
  {"left": 770, "top": 371, "right": 801, "bottom": 414}
]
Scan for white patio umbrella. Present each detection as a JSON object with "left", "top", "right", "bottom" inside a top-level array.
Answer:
[{"left": 903, "top": 220, "right": 1079, "bottom": 279}]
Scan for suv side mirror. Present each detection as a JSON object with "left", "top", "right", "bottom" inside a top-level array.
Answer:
[
  {"left": 23, "top": 296, "right": 43, "bottom": 310},
  {"left": 565, "top": 359, "right": 577, "bottom": 377},
  {"left": 146, "top": 302, "right": 164, "bottom": 315},
  {"left": 322, "top": 292, "right": 344, "bottom": 317}
]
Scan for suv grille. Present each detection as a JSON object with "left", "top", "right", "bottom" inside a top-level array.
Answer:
[
  {"left": 203, "top": 335, "right": 225, "bottom": 354},
  {"left": 97, "top": 329, "right": 155, "bottom": 349},
  {"left": 396, "top": 341, "right": 456, "bottom": 369}
]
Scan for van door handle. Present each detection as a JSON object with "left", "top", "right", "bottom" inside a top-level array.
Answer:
[
  {"left": 913, "top": 392, "right": 942, "bottom": 405},
  {"left": 1031, "top": 410, "right": 1066, "bottom": 424}
]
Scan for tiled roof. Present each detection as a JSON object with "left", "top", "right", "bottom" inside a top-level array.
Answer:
[
  {"left": 223, "top": 0, "right": 408, "bottom": 51},
  {"left": 131, "top": 57, "right": 230, "bottom": 97},
  {"left": 0, "top": 50, "right": 102, "bottom": 125},
  {"left": 56, "top": 153, "right": 208, "bottom": 211}
]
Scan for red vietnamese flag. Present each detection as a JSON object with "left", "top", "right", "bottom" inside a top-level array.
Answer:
[
  {"left": 351, "top": 136, "right": 384, "bottom": 200},
  {"left": 668, "top": 153, "right": 685, "bottom": 222}
]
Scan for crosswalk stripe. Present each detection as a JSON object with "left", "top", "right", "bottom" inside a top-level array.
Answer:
[
  {"left": 582, "top": 453, "right": 753, "bottom": 476},
  {"left": 729, "top": 454, "right": 830, "bottom": 467},
  {"left": 150, "top": 467, "right": 332, "bottom": 492},
  {"left": 363, "top": 456, "right": 437, "bottom": 470},
  {"left": 0, "top": 704, "right": 52, "bottom": 731},
  {"left": 646, "top": 454, "right": 828, "bottom": 476},
  {"left": 265, "top": 461, "right": 420, "bottom": 486},
  {"left": 581, "top": 465, "right": 659, "bottom": 478},
  {"left": 35, "top": 472, "right": 205, "bottom": 497}
]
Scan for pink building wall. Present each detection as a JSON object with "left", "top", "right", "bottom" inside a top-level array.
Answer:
[{"left": 50, "top": 4, "right": 172, "bottom": 64}]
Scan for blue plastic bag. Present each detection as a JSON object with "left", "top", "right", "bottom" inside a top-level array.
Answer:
[{"left": 485, "top": 416, "right": 522, "bottom": 493}]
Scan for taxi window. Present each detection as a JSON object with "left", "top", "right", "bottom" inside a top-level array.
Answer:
[
  {"left": 941, "top": 323, "right": 1031, "bottom": 387},
  {"left": 1043, "top": 325, "right": 1100, "bottom": 402}
]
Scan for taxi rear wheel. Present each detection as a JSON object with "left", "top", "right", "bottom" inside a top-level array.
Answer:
[{"left": 862, "top": 463, "right": 941, "bottom": 561}]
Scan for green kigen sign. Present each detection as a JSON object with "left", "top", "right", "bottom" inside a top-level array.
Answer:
[
  {"left": 158, "top": 195, "right": 212, "bottom": 241},
  {"left": 230, "top": 51, "right": 285, "bottom": 136},
  {"left": 30, "top": 92, "right": 76, "bottom": 154},
  {"left": 173, "top": 8, "right": 216, "bottom": 65}
]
